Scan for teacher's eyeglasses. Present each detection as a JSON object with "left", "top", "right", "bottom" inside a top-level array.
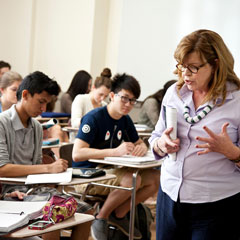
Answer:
[{"left": 176, "top": 62, "right": 207, "bottom": 74}]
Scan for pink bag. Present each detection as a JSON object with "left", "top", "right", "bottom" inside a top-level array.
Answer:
[{"left": 42, "top": 195, "right": 77, "bottom": 223}]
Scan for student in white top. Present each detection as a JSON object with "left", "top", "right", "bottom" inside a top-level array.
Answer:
[
  {"left": 0, "top": 71, "right": 22, "bottom": 112},
  {"left": 71, "top": 76, "right": 112, "bottom": 128}
]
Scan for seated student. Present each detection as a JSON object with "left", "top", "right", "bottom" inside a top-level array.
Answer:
[
  {"left": 60, "top": 70, "right": 92, "bottom": 114},
  {"left": 72, "top": 73, "right": 160, "bottom": 240},
  {"left": 138, "top": 79, "right": 177, "bottom": 129},
  {"left": 43, "top": 94, "right": 69, "bottom": 143},
  {"left": 71, "top": 76, "right": 112, "bottom": 128},
  {"left": 0, "top": 60, "right": 11, "bottom": 78},
  {"left": 0, "top": 71, "right": 92, "bottom": 240},
  {"left": 0, "top": 71, "right": 22, "bottom": 112}
]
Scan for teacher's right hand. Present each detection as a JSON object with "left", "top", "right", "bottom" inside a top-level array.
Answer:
[{"left": 156, "top": 127, "right": 180, "bottom": 154}]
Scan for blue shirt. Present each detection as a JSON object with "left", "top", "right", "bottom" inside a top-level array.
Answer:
[
  {"left": 74, "top": 106, "right": 139, "bottom": 168},
  {"left": 149, "top": 82, "right": 240, "bottom": 203}
]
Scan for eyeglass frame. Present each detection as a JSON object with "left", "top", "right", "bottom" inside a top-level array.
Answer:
[
  {"left": 115, "top": 94, "right": 137, "bottom": 105},
  {"left": 176, "top": 62, "right": 207, "bottom": 74}
]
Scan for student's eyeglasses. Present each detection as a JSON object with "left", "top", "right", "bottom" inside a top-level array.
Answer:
[
  {"left": 176, "top": 62, "right": 207, "bottom": 74},
  {"left": 115, "top": 94, "right": 137, "bottom": 105}
]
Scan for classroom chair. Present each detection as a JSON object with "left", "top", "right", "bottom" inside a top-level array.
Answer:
[{"left": 59, "top": 143, "right": 106, "bottom": 205}]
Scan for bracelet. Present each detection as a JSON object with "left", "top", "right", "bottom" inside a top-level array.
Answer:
[{"left": 229, "top": 153, "right": 240, "bottom": 163}]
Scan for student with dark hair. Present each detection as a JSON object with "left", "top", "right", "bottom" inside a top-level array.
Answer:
[
  {"left": 0, "top": 60, "right": 11, "bottom": 77},
  {"left": 60, "top": 70, "right": 92, "bottom": 113},
  {"left": 138, "top": 80, "right": 177, "bottom": 129},
  {"left": 72, "top": 73, "right": 160, "bottom": 240},
  {"left": 71, "top": 76, "right": 112, "bottom": 128},
  {"left": 0, "top": 71, "right": 92, "bottom": 240}
]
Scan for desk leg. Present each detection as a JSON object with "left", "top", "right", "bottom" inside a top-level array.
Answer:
[{"left": 129, "top": 171, "right": 138, "bottom": 240}]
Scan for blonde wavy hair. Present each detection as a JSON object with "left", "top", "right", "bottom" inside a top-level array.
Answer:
[{"left": 174, "top": 29, "right": 240, "bottom": 105}]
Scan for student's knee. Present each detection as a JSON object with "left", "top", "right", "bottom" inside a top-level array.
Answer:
[
  {"left": 120, "top": 172, "right": 141, "bottom": 189},
  {"left": 143, "top": 169, "right": 160, "bottom": 188}
]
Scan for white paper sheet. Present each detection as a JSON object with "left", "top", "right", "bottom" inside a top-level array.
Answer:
[{"left": 25, "top": 168, "right": 72, "bottom": 184}]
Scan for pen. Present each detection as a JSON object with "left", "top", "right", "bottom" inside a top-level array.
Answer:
[
  {"left": 26, "top": 188, "right": 34, "bottom": 195},
  {"left": 54, "top": 154, "right": 59, "bottom": 161},
  {"left": 2, "top": 211, "right": 25, "bottom": 215}
]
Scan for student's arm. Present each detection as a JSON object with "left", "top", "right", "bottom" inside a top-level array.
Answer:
[
  {"left": 131, "top": 138, "right": 148, "bottom": 156},
  {"left": 0, "top": 159, "right": 68, "bottom": 177},
  {"left": 72, "top": 138, "right": 136, "bottom": 162}
]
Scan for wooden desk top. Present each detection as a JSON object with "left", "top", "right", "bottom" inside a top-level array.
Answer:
[
  {"left": 0, "top": 174, "right": 116, "bottom": 186},
  {"left": 58, "top": 173, "right": 116, "bottom": 186},
  {"left": 5, "top": 213, "right": 94, "bottom": 238}
]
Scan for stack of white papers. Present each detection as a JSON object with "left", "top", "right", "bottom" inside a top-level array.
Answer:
[
  {"left": 104, "top": 153, "right": 158, "bottom": 165},
  {"left": 0, "top": 201, "right": 47, "bottom": 233},
  {"left": 134, "top": 124, "right": 152, "bottom": 131}
]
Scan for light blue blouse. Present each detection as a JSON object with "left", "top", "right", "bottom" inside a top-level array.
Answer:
[{"left": 149, "top": 83, "right": 240, "bottom": 203}]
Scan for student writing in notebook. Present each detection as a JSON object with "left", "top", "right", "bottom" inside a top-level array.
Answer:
[
  {"left": 0, "top": 71, "right": 92, "bottom": 240},
  {"left": 72, "top": 73, "right": 160, "bottom": 240}
]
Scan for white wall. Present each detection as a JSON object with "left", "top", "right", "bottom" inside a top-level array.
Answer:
[
  {"left": 0, "top": 0, "right": 34, "bottom": 76},
  {"left": 32, "top": 0, "right": 95, "bottom": 91},
  {"left": 1, "top": 0, "right": 240, "bottom": 100},
  {"left": 116, "top": 0, "right": 240, "bottom": 100}
]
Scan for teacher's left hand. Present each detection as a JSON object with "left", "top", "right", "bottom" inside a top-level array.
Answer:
[{"left": 195, "top": 122, "right": 236, "bottom": 157}]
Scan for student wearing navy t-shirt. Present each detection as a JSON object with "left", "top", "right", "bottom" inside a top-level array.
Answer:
[{"left": 73, "top": 73, "right": 160, "bottom": 240}]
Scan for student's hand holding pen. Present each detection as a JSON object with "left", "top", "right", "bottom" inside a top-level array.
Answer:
[
  {"left": 49, "top": 158, "right": 68, "bottom": 173},
  {"left": 114, "top": 142, "right": 135, "bottom": 156}
]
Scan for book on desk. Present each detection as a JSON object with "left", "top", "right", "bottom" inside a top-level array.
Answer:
[{"left": 0, "top": 200, "right": 47, "bottom": 233}]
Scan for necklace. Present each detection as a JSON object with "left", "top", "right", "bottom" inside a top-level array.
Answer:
[{"left": 183, "top": 103, "right": 214, "bottom": 124}]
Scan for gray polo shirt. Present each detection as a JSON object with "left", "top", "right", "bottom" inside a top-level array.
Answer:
[{"left": 0, "top": 105, "right": 43, "bottom": 194}]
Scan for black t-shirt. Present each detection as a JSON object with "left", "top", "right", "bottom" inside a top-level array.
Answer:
[{"left": 74, "top": 106, "right": 139, "bottom": 168}]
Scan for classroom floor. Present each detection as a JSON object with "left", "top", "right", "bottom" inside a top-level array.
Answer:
[
  {"left": 87, "top": 197, "right": 157, "bottom": 240},
  {"left": 88, "top": 220, "right": 156, "bottom": 240}
]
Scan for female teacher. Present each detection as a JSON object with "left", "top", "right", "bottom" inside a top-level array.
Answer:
[{"left": 149, "top": 29, "right": 240, "bottom": 240}]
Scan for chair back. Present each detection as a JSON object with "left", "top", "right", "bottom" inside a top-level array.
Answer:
[{"left": 59, "top": 143, "right": 73, "bottom": 167}]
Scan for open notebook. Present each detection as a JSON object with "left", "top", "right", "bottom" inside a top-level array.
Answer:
[{"left": 0, "top": 200, "right": 47, "bottom": 233}]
